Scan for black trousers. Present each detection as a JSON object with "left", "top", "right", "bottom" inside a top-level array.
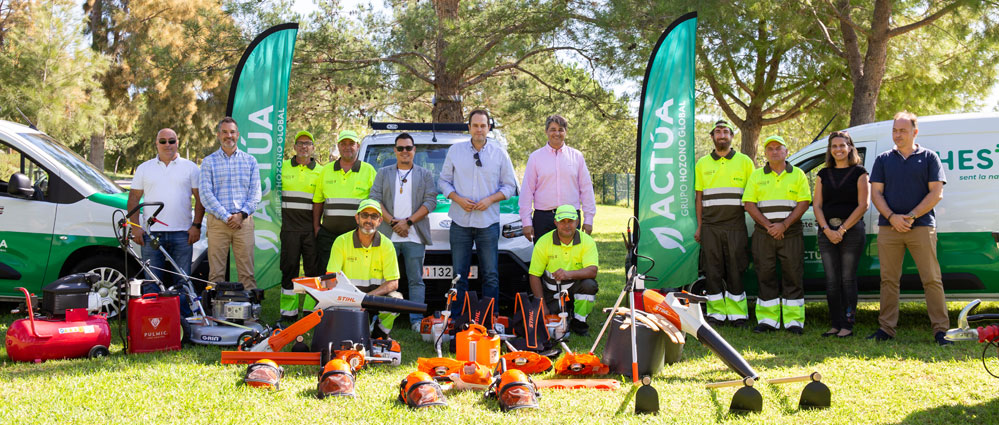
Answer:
[
  {"left": 751, "top": 228, "right": 804, "bottom": 301},
  {"left": 280, "top": 230, "right": 318, "bottom": 290}
]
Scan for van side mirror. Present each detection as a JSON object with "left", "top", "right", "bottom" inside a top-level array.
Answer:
[{"left": 7, "top": 172, "right": 35, "bottom": 198}]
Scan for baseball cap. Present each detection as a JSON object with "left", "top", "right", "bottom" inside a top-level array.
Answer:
[
  {"left": 710, "top": 120, "right": 736, "bottom": 135},
  {"left": 337, "top": 130, "right": 360, "bottom": 144},
  {"left": 554, "top": 205, "right": 578, "bottom": 221},
  {"left": 763, "top": 135, "right": 787, "bottom": 148},
  {"left": 356, "top": 199, "right": 382, "bottom": 215},
  {"left": 294, "top": 130, "right": 315, "bottom": 143}
]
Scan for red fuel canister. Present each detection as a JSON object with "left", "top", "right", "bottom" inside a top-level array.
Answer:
[{"left": 127, "top": 293, "right": 182, "bottom": 354}]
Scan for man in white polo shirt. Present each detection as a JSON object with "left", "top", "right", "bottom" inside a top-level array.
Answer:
[{"left": 127, "top": 128, "right": 205, "bottom": 293}]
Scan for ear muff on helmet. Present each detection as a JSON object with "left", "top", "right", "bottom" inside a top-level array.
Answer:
[
  {"left": 399, "top": 371, "right": 447, "bottom": 409},
  {"left": 488, "top": 369, "right": 540, "bottom": 411},
  {"left": 244, "top": 359, "right": 283, "bottom": 391},
  {"left": 317, "top": 359, "right": 356, "bottom": 399}
]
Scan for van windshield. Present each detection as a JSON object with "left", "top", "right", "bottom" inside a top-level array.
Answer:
[
  {"left": 363, "top": 144, "right": 453, "bottom": 184},
  {"left": 19, "top": 132, "right": 123, "bottom": 194}
]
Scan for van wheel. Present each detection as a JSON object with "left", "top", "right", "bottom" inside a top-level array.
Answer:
[{"left": 70, "top": 255, "right": 127, "bottom": 318}]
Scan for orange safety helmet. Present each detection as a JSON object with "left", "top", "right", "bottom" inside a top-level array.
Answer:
[
  {"left": 398, "top": 371, "right": 447, "bottom": 409},
  {"left": 317, "top": 358, "right": 356, "bottom": 398},
  {"left": 487, "top": 369, "right": 540, "bottom": 411},
  {"left": 244, "top": 359, "right": 284, "bottom": 391}
]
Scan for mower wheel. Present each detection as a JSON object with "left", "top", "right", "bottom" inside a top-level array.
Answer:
[
  {"left": 237, "top": 332, "right": 256, "bottom": 351},
  {"left": 89, "top": 345, "right": 110, "bottom": 358},
  {"left": 70, "top": 254, "right": 127, "bottom": 318}
]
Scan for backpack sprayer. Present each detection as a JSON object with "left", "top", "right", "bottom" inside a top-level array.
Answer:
[{"left": 113, "top": 201, "right": 267, "bottom": 347}]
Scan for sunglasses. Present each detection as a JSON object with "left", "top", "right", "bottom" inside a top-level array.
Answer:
[
  {"left": 158, "top": 138, "right": 177, "bottom": 145},
  {"left": 395, "top": 145, "right": 415, "bottom": 152},
  {"left": 473, "top": 152, "right": 482, "bottom": 167},
  {"left": 358, "top": 212, "right": 380, "bottom": 220}
]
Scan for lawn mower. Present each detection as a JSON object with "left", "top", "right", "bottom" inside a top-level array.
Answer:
[
  {"left": 113, "top": 201, "right": 268, "bottom": 347},
  {"left": 945, "top": 299, "right": 999, "bottom": 378}
]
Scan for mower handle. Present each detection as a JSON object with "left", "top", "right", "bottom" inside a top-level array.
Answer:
[{"left": 123, "top": 201, "right": 166, "bottom": 230}]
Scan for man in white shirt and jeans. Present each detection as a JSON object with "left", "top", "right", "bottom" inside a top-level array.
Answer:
[
  {"left": 370, "top": 133, "right": 438, "bottom": 331},
  {"left": 127, "top": 128, "right": 205, "bottom": 295}
]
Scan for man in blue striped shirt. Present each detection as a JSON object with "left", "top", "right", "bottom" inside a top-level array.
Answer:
[
  {"left": 200, "top": 117, "right": 262, "bottom": 289},
  {"left": 439, "top": 109, "right": 517, "bottom": 314}
]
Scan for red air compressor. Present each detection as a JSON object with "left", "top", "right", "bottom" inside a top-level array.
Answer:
[{"left": 6, "top": 275, "right": 112, "bottom": 362}]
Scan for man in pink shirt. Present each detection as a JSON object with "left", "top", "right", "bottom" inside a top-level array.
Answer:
[{"left": 519, "top": 114, "right": 597, "bottom": 243}]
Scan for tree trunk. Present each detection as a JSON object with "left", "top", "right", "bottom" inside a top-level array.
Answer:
[
  {"left": 89, "top": 133, "right": 105, "bottom": 170},
  {"left": 739, "top": 120, "right": 762, "bottom": 166},
  {"left": 431, "top": 0, "right": 463, "bottom": 123},
  {"left": 845, "top": 0, "right": 891, "bottom": 126}
]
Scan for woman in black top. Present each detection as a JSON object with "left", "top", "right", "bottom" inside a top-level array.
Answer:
[{"left": 813, "top": 130, "right": 869, "bottom": 338}]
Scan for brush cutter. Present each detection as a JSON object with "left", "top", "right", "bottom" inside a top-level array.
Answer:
[
  {"left": 945, "top": 299, "right": 999, "bottom": 378},
  {"left": 554, "top": 341, "right": 609, "bottom": 375},
  {"left": 500, "top": 340, "right": 553, "bottom": 374}
]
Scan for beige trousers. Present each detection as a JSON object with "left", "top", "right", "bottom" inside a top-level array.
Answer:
[
  {"left": 876, "top": 226, "right": 949, "bottom": 335},
  {"left": 206, "top": 214, "right": 256, "bottom": 290}
]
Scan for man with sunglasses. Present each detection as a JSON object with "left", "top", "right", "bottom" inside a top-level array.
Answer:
[
  {"left": 325, "top": 199, "right": 403, "bottom": 337},
  {"left": 277, "top": 130, "right": 325, "bottom": 323},
  {"left": 439, "top": 109, "right": 518, "bottom": 315},
  {"left": 313, "top": 130, "right": 377, "bottom": 280},
  {"left": 127, "top": 128, "right": 205, "bottom": 294},
  {"left": 370, "top": 133, "right": 438, "bottom": 332}
]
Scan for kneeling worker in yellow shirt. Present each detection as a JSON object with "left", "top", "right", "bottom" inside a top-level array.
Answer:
[
  {"left": 528, "top": 205, "right": 599, "bottom": 337},
  {"left": 325, "top": 199, "right": 403, "bottom": 338}
]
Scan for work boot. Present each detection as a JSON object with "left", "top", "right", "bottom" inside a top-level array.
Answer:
[
  {"left": 934, "top": 331, "right": 954, "bottom": 346},
  {"left": 570, "top": 318, "right": 590, "bottom": 336},
  {"left": 752, "top": 323, "right": 777, "bottom": 334},
  {"left": 786, "top": 325, "right": 804, "bottom": 335},
  {"left": 866, "top": 328, "right": 894, "bottom": 342},
  {"left": 730, "top": 319, "right": 749, "bottom": 329},
  {"left": 705, "top": 317, "right": 725, "bottom": 328}
]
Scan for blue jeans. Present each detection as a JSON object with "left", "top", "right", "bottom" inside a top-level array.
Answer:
[
  {"left": 396, "top": 241, "right": 427, "bottom": 325},
  {"left": 141, "top": 231, "right": 193, "bottom": 291},
  {"left": 449, "top": 222, "right": 500, "bottom": 316},
  {"left": 817, "top": 220, "right": 865, "bottom": 330}
]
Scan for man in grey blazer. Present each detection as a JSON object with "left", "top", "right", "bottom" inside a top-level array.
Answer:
[{"left": 370, "top": 132, "right": 439, "bottom": 331}]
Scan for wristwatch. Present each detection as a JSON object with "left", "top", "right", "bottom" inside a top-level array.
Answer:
[
  {"left": 906, "top": 212, "right": 917, "bottom": 219},
  {"left": 406, "top": 219, "right": 413, "bottom": 226},
  {"left": 192, "top": 223, "right": 202, "bottom": 230},
  {"left": 819, "top": 224, "right": 828, "bottom": 231}
]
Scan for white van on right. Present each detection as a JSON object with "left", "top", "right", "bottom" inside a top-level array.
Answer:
[{"left": 780, "top": 112, "right": 999, "bottom": 301}]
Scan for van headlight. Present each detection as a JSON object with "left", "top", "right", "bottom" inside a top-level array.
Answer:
[{"left": 502, "top": 220, "right": 524, "bottom": 238}]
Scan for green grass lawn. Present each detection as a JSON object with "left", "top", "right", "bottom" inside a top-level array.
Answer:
[{"left": 3, "top": 204, "right": 998, "bottom": 424}]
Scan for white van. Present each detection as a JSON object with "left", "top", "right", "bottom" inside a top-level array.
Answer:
[
  {"left": 764, "top": 112, "right": 999, "bottom": 301},
  {"left": 0, "top": 120, "right": 135, "bottom": 315}
]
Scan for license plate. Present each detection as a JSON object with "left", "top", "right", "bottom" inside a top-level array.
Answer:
[{"left": 423, "top": 265, "right": 478, "bottom": 279}]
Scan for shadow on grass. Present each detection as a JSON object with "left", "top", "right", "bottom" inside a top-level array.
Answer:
[{"left": 891, "top": 396, "right": 999, "bottom": 425}]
